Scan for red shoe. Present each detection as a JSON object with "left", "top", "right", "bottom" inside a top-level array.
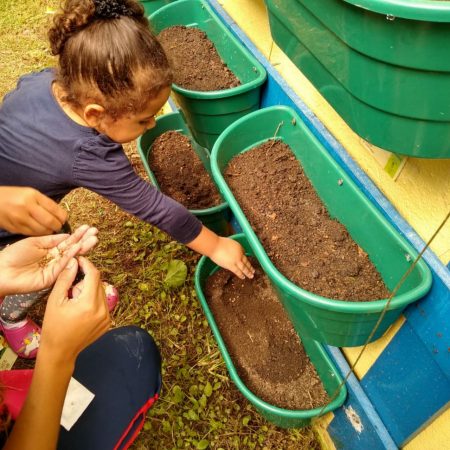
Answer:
[
  {"left": 68, "top": 282, "right": 119, "bottom": 312},
  {"left": 103, "top": 282, "right": 119, "bottom": 312}
]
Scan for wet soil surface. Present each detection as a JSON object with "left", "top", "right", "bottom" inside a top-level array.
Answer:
[
  {"left": 224, "top": 140, "right": 391, "bottom": 302},
  {"left": 205, "top": 262, "right": 330, "bottom": 410},
  {"left": 150, "top": 130, "right": 222, "bottom": 209},
  {"left": 158, "top": 26, "right": 241, "bottom": 91}
]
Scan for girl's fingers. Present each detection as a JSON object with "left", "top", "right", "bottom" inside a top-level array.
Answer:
[
  {"left": 236, "top": 259, "right": 255, "bottom": 279},
  {"left": 232, "top": 266, "right": 246, "bottom": 280}
]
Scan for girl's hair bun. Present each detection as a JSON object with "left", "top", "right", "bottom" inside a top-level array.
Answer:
[
  {"left": 48, "top": 0, "right": 145, "bottom": 55},
  {"left": 93, "top": 0, "right": 135, "bottom": 19}
]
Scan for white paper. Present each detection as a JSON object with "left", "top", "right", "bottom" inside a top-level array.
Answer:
[{"left": 60, "top": 377, "right": 95, "bottom": 431}]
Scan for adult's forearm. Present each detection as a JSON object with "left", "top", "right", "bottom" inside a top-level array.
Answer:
[{"left": 4, "top": 347, "right": 75, "bottom": 450}]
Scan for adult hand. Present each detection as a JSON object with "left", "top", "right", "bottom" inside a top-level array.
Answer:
[
  {"left": 0, "top": 186, "right": 67, "bottom": 236},
  {"left": 209, "top": 237, "right": 255, "bottom": 280},
  {"left": 0, "top": 225, "right": 98, "bottom": 297},
  {"left": 39, "top": 256, "right": 110, "bottom": 364}
]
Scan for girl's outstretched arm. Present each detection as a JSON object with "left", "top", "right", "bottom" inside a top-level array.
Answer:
[
  {"left": 187, "top": 226, "right": 255, "bottom": 279},
  {"left": 4, "top": 257, "right": 110, "bottom": 450}
]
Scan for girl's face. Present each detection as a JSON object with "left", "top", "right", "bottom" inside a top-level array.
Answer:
[{"left": 100, "top": 87, "right": 171, "bottom": 143}]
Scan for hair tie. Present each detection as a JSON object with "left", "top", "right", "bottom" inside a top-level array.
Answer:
[{"left": 93, "top": 0, "right": 133, "bottom": 19}]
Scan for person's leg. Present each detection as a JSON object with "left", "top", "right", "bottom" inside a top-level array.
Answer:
[{"left": 57, "top": 326, "right": 162, "bottom": 450}]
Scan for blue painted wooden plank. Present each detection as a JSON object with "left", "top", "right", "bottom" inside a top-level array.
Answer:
[
  {"left": 403, "top": 276, "right": 450, "bottom": 375},
  {"left": 361, "top": 323, "right": 450, "bottom": 446},
  {"left": 326, "top": 347, "right": 398, "bottom": 450}
]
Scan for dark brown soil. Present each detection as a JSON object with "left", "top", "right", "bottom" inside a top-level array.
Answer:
[
  {"left": 224, "top": 140, "right": 391, "bottom": 302},
  {"left": 149, "top": 130, "right": 222, "bottom": 209},
  {"left": 205, "top": 262, "right": 330, "bottom": 410},
  {"left": 158, "top": 26, "right": 241, "bottom": 91}
]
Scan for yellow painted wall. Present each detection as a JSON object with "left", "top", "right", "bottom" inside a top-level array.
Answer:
[{"left": 217, "top": 0, "right": 450, "bottom": 447}]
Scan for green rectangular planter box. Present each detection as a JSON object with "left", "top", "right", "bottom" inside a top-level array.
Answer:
[
  {"left": 137, "top": 111, "right": 232, "bottom": 236},
  {"left": 195, "top": 233, "right": 347, "bottom": 428},
  {"left": 150, "top": 0, "right": 267, "bottom": 150},
  {"left": 211, "top": 106, "right": 432, "bottom": 347},
  {"left": 264, "top": 0, "right": 450, "bottom": 158},
  {"left": 139, "top": 0, "right": 178, "bottom": 17}
]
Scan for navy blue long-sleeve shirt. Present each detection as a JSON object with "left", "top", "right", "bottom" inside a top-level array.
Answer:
[{"left": 0, "top": 69, "right": 202, "bottom": 245}]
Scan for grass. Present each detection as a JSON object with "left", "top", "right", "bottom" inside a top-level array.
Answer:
[{"left": 0, "top": 1, "right": 320, "bottom": 449}]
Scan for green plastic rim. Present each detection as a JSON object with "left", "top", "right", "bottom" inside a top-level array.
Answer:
[
  {"left": 342, "top": 0, "right": 450, "bottom": 22},
  {"left": 137, "top": 111, "right": 230, "bottom": 217},
  {"left": 195, "top": 233, "right": 347, "bottom": 426},
  {"left": 150, "top": 0, "right": 267, "bottom": 99},
  {"left": 211, "top": 106, "right": 433, "bottom": 314}
]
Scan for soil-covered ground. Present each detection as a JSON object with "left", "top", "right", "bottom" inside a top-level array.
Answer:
[
  {"left": 149, "top": 130, "right": 222, "bottom": 210},
  {"left": 205, "top": 262, "right": 329, "bottom": 410},
  {"left": 158, "top": 26, "right": 241, "bottom": 91},
  {"left": 225, "top": 139, "right": 391, "bottom": 302}
]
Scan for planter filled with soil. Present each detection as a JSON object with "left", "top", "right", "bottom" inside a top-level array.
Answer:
[
  {"left": 138, "top": 111, "right": 231, "bottom": 235},
  {"left": 264, "top": 0, "right": 450, "bottom": 158},
  {"left": 195, "top": 234, "right": 347, "bottom": 428},
  {"left": 211, "top": 106, "right": 432, "bottom": 346},
  {"left": 139, "top": 0, "right": 178, "bottom": 16},
  {"left": 150, "top": 0, "right": 267, "bottom": 150}
]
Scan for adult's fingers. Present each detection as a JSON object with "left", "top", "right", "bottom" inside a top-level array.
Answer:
[
  {"left": 14, "top": 214, "right": 55, "bottom": 236},
  {"left": 51, "top": 225, "right": 98, "bottom": 255},
  {"left": 35, "top": 192, "right": 68, "bottom": 227},
  {"left": 30, "top": 203, "right": 66, "bottom": 234},
  {"left": 48, "top": 258, "right": 78, "bottom": 303},
  {"left": 77, "top": 257, "right": 103, "bottom": 302}
]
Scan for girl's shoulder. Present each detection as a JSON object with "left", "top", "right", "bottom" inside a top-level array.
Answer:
[
  {"left": 8, "top": 68, "right": 54, "bottom": 95},
  {"left": 2, "top": 68, "right": 55, "bottom": 108}
]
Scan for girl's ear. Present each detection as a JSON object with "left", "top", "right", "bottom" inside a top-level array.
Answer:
[{"left": 83, "top": 104, "right": 106, "bottom": 128}]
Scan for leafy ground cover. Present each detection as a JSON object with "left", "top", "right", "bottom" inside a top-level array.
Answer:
[{"left": 0, "top": 1, "right": 320, "bottom": 448}]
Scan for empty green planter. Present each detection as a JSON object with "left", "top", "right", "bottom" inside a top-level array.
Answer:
[
  {"left": 195, "top": 233, "right": 347, "bottom": 428},
  {"left": 211, "top": 106, "right": 432, "bottom": 347},
  {"left": 265, "top": 0, "right": 450, "bottom": 158},
  {"left": 137, "top": 111, "right": 232, "bottom": 236},
  {"left": 150, "top": 0, "right": 267, "bottom": 150},
  {"left": 139, "top": 0, "right": 178, "bottom": 16}
]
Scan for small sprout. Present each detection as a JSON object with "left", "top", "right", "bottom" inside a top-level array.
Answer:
[
  {"left": 338, "top": 178, "right": 344, "bottom": 186},
  {"left": 405, "top": 253, "right": 412, "bottom": 262},
  {"left": 291, "top": 117, "right": 296, "bottom": 126}
]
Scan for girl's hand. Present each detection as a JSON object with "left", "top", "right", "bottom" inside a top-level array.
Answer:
[
  {"left": 0, "top": 187, "right": 67, "bottom": 236},
  {"left": 39, "top": 256, "right": 110, "bottom": 365},
  {"left": 0, "top": 225, "right": 98, "bottom": 297},
  {"left": 208, "top": 237, "right": 255, "bottom": 280}
]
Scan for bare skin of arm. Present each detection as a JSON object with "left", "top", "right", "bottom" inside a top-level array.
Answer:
[
  {"left": 3, "top": 257, "right": 110, "bottom": 450},
  {"left": 187, "top": 225, "right": 255, "bottom": 279}
]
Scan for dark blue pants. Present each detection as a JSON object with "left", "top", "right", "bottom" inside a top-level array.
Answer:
[{"left": 57, "top": 326, "right": 161, "bottom": 450}]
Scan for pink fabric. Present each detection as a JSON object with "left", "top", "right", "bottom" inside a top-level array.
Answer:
[{"left": 0, "top": 369, "right": 33, "bottom": 420}]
